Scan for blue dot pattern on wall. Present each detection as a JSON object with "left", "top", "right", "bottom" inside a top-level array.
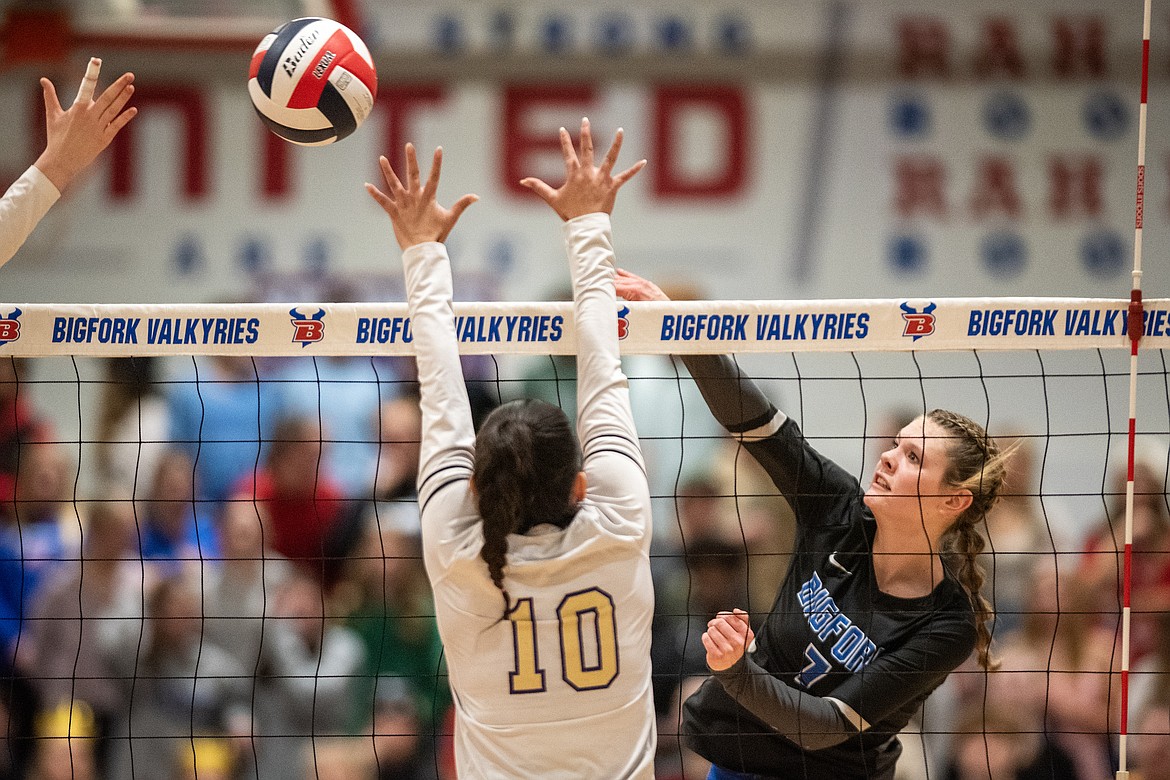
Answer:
[
  {"left": 542, "top": 17, "right": 571, "bottom": 52},
  {"left": 174, "top": 235, "right": 204, "bottom": 276},
  {"left": 981, "top": 232, "right": 1027, "bottom": 277},
  {"left": 596, "top": 13, "right": 633, "bottom": 53},
  {"left": 1083, "top": 91, "right": 1128, "bottom": 141},
  {"left": 489, "top": 11, "right": 514, "bottom": 49},
  {"left": 304, "top": 237, "right": 331, "bottom": 277},
  {"left": 435, "top": 16, "right": 463, "bottom": 54},
  {"left": 657, "top": 17, "right": 692, "bottom": 50},
  {"left": 487, "top": 238, "right": 515, "bottom": 274},
  {"left": 1081, "top": 231, "right": 1125, "bottom": 278},
  {"left": 239, "top": 238, "right": 269, "bottom": 275},
  {"left": 889, "top": 235, "right": 927, "bottom": 273},
  {"left": 890, "top": 94, "right": 931, "bottom": 138},
  {"left": 983, "top": 92, "right": 1030, "bottom": 141},
  {"left": 715, "top": 14, "right": 751, "bottom": 54}
]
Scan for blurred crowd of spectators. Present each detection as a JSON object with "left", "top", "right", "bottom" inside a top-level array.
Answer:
[{"left": 0, "top": 353, "right": 1167, "bottom": 780}]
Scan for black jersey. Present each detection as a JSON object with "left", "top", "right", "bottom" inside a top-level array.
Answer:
[{"left": 681, "top": 385, "right": 976, "bottom": 780}]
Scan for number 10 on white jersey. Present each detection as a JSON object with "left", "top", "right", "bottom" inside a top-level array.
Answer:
[{"left": 507, "top": 587, "right": 619, "bottom": 693}]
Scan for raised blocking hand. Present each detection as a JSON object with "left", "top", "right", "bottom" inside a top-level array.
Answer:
[
  {"left": 35, "top": 57, "right": 137, "bottom": 192},
  {"left": 519, "top": 117, "right": 646, "bottom": 221},
  {"left": 365, "top": 144, "right": 478, "bottom": 251}
]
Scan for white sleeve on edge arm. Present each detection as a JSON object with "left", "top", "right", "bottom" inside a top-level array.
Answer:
[
  {"left": 0, "top": 166, "right": 61, "bottom": 269},
  {"left": 566, "top": 213, "right": 646, "bottom": 472},
  {"left": 401, "top": 241, "right": 476, "bottom": 516}
]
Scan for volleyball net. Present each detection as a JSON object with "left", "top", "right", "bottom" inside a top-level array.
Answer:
[{"left": 0, "top": 296, "right": 1168, "bottom": 779}]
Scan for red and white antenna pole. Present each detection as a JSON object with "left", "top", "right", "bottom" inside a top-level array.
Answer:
[{"left": 1117, "top": 1, "right": 1151, "bottom": 777}]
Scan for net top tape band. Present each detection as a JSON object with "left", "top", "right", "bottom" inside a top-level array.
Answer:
[{"left": 1, "top": 298, "right": 1166, "bottom": 357}]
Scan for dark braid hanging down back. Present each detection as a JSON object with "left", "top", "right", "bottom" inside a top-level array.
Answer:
[{"left": 472, "top": 398, "right": 583, "bottom": 618}]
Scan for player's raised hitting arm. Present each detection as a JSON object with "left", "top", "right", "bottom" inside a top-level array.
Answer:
[
  {"left": 0, "top": 58, "right": 137, "bottom": 268},
  {"left": 615, "top": 269, "right": 849, "bottom": 517},
  {"left": 614, "top": 270, "right": 777, "bottom": 432}
]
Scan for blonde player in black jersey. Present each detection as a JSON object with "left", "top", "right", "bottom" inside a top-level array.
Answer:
[
  {"left": 366, "top": 119, "right": 655, "bottom": 778},
  {"left": 616, "top": 274, "right": 1011, "bottom": 780}
]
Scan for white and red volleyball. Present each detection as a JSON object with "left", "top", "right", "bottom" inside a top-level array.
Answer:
[{"left": 248, "top": 17, "right": 377, "bottom": 146}]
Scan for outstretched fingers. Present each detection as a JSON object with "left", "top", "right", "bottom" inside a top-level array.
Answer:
[
  {"left": 378, "top": 155, "right": 404, "bottom": 195},
  {"left": 97, "top": 73, "right": 135, "bottom": 120},
  {"left": 369, "top": 143, "right": 479, "bottom": 247},
  {"left": 423, "top": 147, "right": 443, "bottom": 200},
  {"left": 100, "top": 81, "right": 135, "bottom": 127},
  {"left": 449, "top": 193, "right": 479, "bottom": 223},
  {"left": 103, "top": 105, "right": 137, "bottom": 142},
  {"left": 434, "top": 191, "right": 479, "bottom": 243},
  {"left": 578, "top": 117, "right": 594, "bottom": 169},
  {"left": 517, "top": 176, "right": 558, "bottom": 205},
  {"left": 599, "top": 126, "right": 645, "bottom": 188},
  {"left": 39, "top": 78, "right": 63, "bottom": 121},
  {"left": 75, "top": 57, "right": 101, "bottom": 105},
  {"left": 598, "top": 127, "right": 623, "bottom": 177},
  {"left": 613, "top": 158, "right": 647, "bottom": 187},
  {"left": 558, "top": 127, "right": 579, "bottom": 170},
  {"left": 364, "top": 182, "right": 396, "bottom": 216},
  {"left": 405, "top": 143, "right": 421, "bottom": 192},
  {"left": 590, "top": 123, "right": 646, "bottom": 187}
]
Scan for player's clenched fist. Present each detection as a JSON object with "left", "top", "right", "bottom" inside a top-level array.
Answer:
[{"left": 703, "top": 609, "right": 754, "bottom": 672}]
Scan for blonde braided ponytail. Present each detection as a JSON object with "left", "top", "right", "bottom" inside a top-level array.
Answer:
[{"left": 929, "top": 409, "right": 1014, "bottom": 671}]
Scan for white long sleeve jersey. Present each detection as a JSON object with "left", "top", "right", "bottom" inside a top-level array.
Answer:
[
  {"left": 404, "top": 213, "right": 655, "bottom": 779},
  {"left": 0, "top": 166, "right": 60, "bottom": 269}
]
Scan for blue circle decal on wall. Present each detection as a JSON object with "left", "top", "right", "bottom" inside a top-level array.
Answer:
[
  {"left": 889, "top": 234, "right": 927, "bottom": 273},
  {"left": 983, "top": 91, "right": 1030, "bottom": 141},
  {"left": 890, "top": 93, "right": 931, "bottom": 138},
  {"left": 434, "top": 15, "right": 464, "bottom": 54},
  {"left": 174, "top": 234, "right": 204, "bottom": 276},
  {"left": 596, "top": 13, "right": 633, "bottom": 54},
  {"left": 304, "top": 237, "right": 331, "bottom": 277},
  {"left": 239, "top": 237, "right": 269, "bottom": 275},
  {"left": 982, "top": 232, "right": 1028, "bottom": 277},
  {"left": 1084, "top": 91, "right": 1128, "bottom": 141},
  {"left": 541, "top": 16, "right": 571, "bottom": 53},
  {"left": 715, "top": 13, "right": 751, "bottom": 54},
  {"left": 1081, "top": 231, "right": 1125, "bottom": 278},
  {"left": 657, "top": 17, "right": 692, "bottom": 50}
]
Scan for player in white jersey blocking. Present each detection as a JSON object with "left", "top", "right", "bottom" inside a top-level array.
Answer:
[{"left": 365, "top": 118, "right": 655, "bottom": 779}]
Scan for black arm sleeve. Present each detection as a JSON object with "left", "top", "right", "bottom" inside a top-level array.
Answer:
[
  {"left": 681, "top": 354, "right": 860, "bottom": 523},
  {"left": 712, "top": 655, "right": 859, "bottom": 750},
  {"left": 679, "top": 354, "right": 780, "bottom": 434}
]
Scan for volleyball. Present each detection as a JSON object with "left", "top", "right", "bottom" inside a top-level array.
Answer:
[{"left": 248, "top": 17, "right": 377, "bottom": 146}]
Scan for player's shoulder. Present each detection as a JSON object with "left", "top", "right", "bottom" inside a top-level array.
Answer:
[
  {"left": 914, "top": 577, "right": 979, "bottom": 652},
  {"left": 575, "top": 500, "right": 651, "bottom": 543}
]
